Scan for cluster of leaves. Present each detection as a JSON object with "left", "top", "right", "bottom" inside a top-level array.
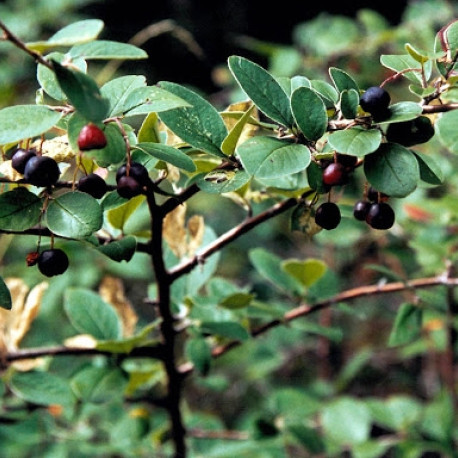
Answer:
[{"left": 0, "top": 9, "right": 457, "bottom": 458}]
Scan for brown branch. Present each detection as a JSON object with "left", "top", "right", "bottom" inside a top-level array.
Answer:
[
  {"left": 0, "top": 20, "right": 52, "bottom": 70},
  {"left": 178, "top": 273, "right": 458, "bottom": 375},
  {"left": 189, "top": 428, "right": 250, "bottom": 441},
  {"left": 168, "top": 195, "right": 306, "bottom": 282}
]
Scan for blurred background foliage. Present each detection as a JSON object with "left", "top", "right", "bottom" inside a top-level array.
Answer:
[{"left": 1, "top": 0, "right": 458, "bottom": 456}]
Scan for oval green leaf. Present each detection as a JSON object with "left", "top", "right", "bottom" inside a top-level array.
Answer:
[
  {"left": 0, "top": 105, "right": 62, "bottom": 145},
  {"left": 237, "top": 136, "right": 311, "bottom": 179},
  {"left": 45, "top": 191, "right": 103, "bottom": 239},
  {"left": 97, "top": 235, "right": 137, "bottom": 262},
  {"left": 196, "top": 169, "right": 251, "bottom": 194},
  {"left": 327, "top": 127, "right": 382, "bottom": 157},
  {"left": 135, "top": 142, "right": 196, "bottom": 172},
  {"left": 436, "top": 109, "right": 458, "bottom": 153},
  {"left": 413, "top": 151, "right": 444, "bottom": 185},
  {"left": 329, "top": 67, "right": 359, "bottom": 93},
  {"left": 157, "top": 81, "right": 227, "bottom": 158},
  {"left": 69, "top": 40, "right": 148, "bottom": 60},
  {"left": 0, "top": 187, "right": 43, "bottom": 231},
  {"left": 340, "top": 88, "right": 360, "bottom": 119},
  {"left": 64, "top": 287, "right": 122, "bottom": 340},
  {"left": 281, "top": 258, "right": 327, "bottom": 288},
  {"left": 291, "top": 86, "right": 328, "bottom": 141},
  {"left": 10, "top": 371, "right": 75, "bottom": 407},
  {"left": 377, "top": 102, "right": 423, "bottom": 125},
  {"left": 228, "top": 55, "right": 295, "bottom": 128},
  {"left": 364, "top": 143, "right": 420, "bottom": 197}
]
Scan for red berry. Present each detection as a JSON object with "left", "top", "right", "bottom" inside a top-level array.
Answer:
[
  {"left": 322, "top": 162, "right": 348, "bottom": 187},
  {"left": 77, "top": 123, "right": 107, "bottom": 151}
]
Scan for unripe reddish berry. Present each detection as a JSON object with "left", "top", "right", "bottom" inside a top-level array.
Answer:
[{"left": 77, "top": 123, "right": 107, "bottom": 151}]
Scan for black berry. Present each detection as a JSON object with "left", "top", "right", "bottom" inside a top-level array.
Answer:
[
  {"left": 11, "top": 148, "right": 37, "bottom": 174},
  {"left": 366, "top": 202, "right": 395, "bottom": 230},
  {"left": 322, "top": 162, "right": 348, "bottom": 187},
  {"left": 353, "top": 200, "right": 372, "bottom": 221},
  {"left": 37, "top": 248, "right": 69, "bottom": 277},
  {"left": 77, "top": 123, "right": 107, "bottom": 151},
  {"left": 116, "top": 161, "right": 149, "bottom": 187},
  {"left": 315, "top": 202, "right": 341, "bottom": 230},
  {"left": 367, "top": 186, "right": 389, "bottom": 203},
  {"left": 360, "top": 86, "right": 391, "bottom": 121},
  {"left": 77, "top": 173, "right": 108, "bottom": 199},
  {"left": 385, "top": 116, "right": 435, "bottom": 147},
  {"left": 23, "top": 155, "right": 60, "bottom": 187},
  {"left": 117, "top": 175, "right": 144, "bottom": 199}
]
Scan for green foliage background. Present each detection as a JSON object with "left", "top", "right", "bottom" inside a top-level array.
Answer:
[{"left": 0, "top": 1, "right": 457, "bottom": 457}]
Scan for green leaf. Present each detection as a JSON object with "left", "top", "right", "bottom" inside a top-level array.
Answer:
[
  {"left": 377, "top": 102, "right": 423, "bottom": 125},
  {"left": 380, "top": 53, "right": 432, "bottom": 84},
  {"left": 281, "top": 258, "right": 327, "bottom": 288},
  {"left": 38, "top": 52, "right": 87, "bottom": 101},
  {"left": 67, "top": 114, "right": 127, "bottom": 167},
  {"left": 107, "top": 195, "right": 145, "bottom": 231},
  {"left": 219, "top": 292, "right": 254, "bottom": 310},
  {"left": 236, "top": 136, "right": 311, "bottom": 179},
  {"left": 200, "top": 321, "right": 249, "bottom": 341},
  {"left": 363, "top": 143, "right": 420, "bottom": 197},
  {"left": 196, "top": 169, "right": 251, "bottom": 194},
  {"left": 0, "top": 277, "right": 12, "bottom": 310},
  {"left": 405, "top": 43, "right": 430, "bottom": 64},
  {"left": 157, "top": 81, "right": 227, "bottom": 158},
  {"left": 0, "top": 187, "right": 43, "bottom": 231},
  {"left": 327, "top": 127, "right": 382, "bottom": 157},
  {"left": 228, "top": 55, "right": 295, "bottom": 127},
  {"left": 388, "top": 303, "right": 423, "bottom": 347},
  {"left": 249, "top": 248, "right": 302, "bottom": 295},
  {"left": 27, "top": 19, "right": 104, "bottom": 51},
  {"left": 45, "top": 191, "right": 103, "bottom": 239},
  {"left": 64, "top": 287, "right": 122, "bottom": 340},
  {"left": 321, "top": 397, "right": 372, "bottom": 445},
  {"left": 287, "top": 424, "right": 325, "bottom": 454},
  {"left": 135, "top": 142, "right": 196, "bottom": 172},
  {"left": 291, "top": 86, "right": 328, "bottom": 141},
  {"left": 413, "top": 151, "right": 444, "bottom": 185},
  {"left": 71, "top": 366, "right": 128, "bottom": 403},
  {"left": 340, "top": 88, "right": 360, "bottom": 119},
  {"left": 69, "top": 40, "right": 148, "bottom": 60},
  {"left": 329, "top": 67, "right": 359, "bottom": 93},
  {"left": 123, "top": 86, "right": 192, "bottom": 116},
  {"left": 185, "top": 336, "right": 212, "bottom": 376},
  {"left": 310, "top": 79, "right": 339, "bottom": 106},
  {"left": 0, "top": 105, "right": 62, "bottom": 145},
  {"left": 97, "top": 235, "right": 137, "bottom": 262},
  {"left": 52, "top": 60, "right": 110, "bottom": 122},
  {"left": 100, "top": 75, "right": 147, "bottom": 117},
  {"left": 10, "top": 371, "right": 75, "bottom": 407},
  {"left": 436, "top": 109, "right": 458, "bottom": 154}
]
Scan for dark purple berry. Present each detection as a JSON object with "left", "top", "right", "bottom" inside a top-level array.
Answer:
[
  {"left": 117, "top": 175, "right": 143, "bottom": 199},
  {"left": 37, "top": 248, "right": 69, "bottom": 277},
  {"left": 77, "top": 173, "right": 108, "bottom": 199},
  {"left": 116, "top": 162, "right": 149, "bottom": 187},
  {"left": 366, "top": 202, "right": 395, "bottom": 230},
  {"left": 367, "top": 186, "right": 389, "bottom": 203},
  {"left": 360, "top": 86, "right": 391, "bottom": 121},
  {"left": 23, "top": 155, "right": 60, "bottom": 187},
  {"left": 353, "top": 200, "right": 372, "bottom": 221},
  {"left": 11, "top": 148, "right": 37, "bottom": 174},
  {"left": 314, "top": 202, "right": 341, "bottom": 230}
]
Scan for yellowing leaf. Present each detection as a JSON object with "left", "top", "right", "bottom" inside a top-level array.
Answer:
[
  {"left": 64, "top": 334, "right": 97, "bottom": 349},
  {"left": 163, "top": 204, "right": 187, "bottom": 258},
  {"left": 98, "top": 276, "right": 138, "bottom": 337},
  {"left": 32, "top": 134, "right": 75, "bottom": 162},
  {"left": 281, "top": 259, "right": 327, "bottom": 288},
  {"left": 187, "top": 215, "right": 205, "bottom": 257}
]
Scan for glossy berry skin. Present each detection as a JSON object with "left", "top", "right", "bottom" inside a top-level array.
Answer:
[
  {"left": 366, "top": 202, "right": 395, "bottom": 230},
  {"left": 77, "top": 123, "right": 107, "bottom": 151},
  {"left": 117, "top": 175, "right": 144, "bottom": 199},
  {"left": 116, "top": 162, "right": 149, "bottom": 187},
  {"left": 77, "top": 173, "right": 108, "bottom": 199},
  {"left": 315, "top": 202, "right": 341, "bottom": 230},
  {"left": 23, "top": 155, "right": 60, "bottom": 187},
  {"left": 322, "top": 162, "right": 348, "bottom": 187},
  {"left": 37, "top": 248, "right": 69, "bottom": 277},
  {"left": 385, "top": 116, "right": 435, "bottom": 147},
  {"left": 360, "top": 86, "right": 391, "bottom": 121},
  {"left": 353, "top": 200, "right": 372, "bottom": 221},
  {"left": 11, "top": 148, "right": 37, "bottom": 174},
  {"left": 367, "top": 187, "right": 389, "bottom": 203}
]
